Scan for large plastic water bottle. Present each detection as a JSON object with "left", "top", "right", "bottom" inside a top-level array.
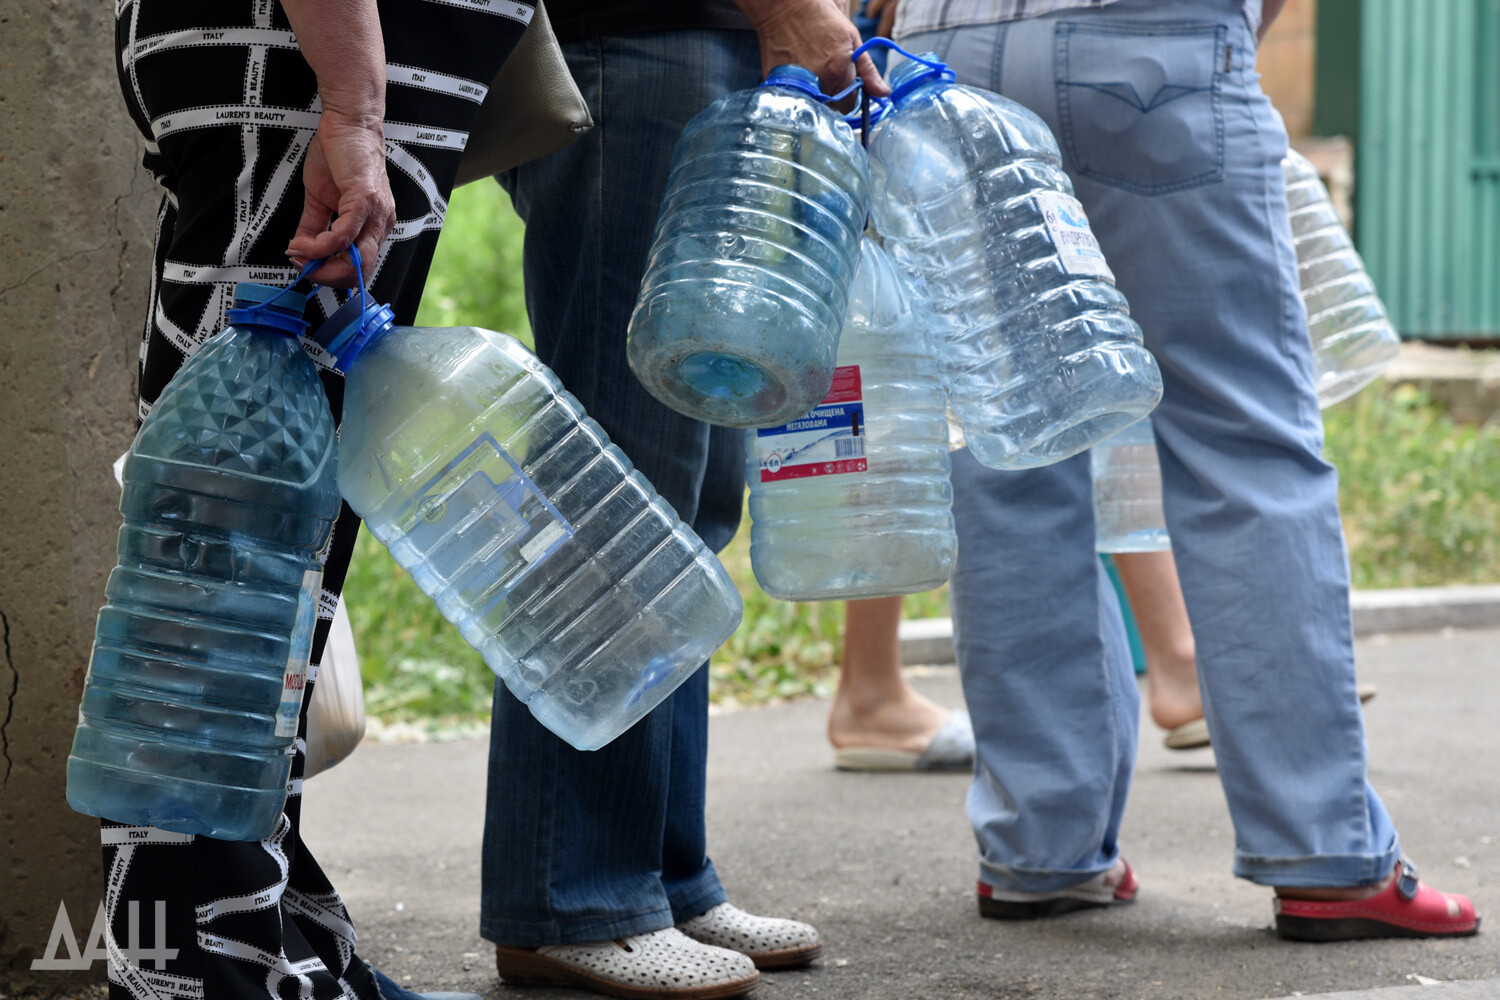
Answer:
[
  {"left": 866, "top": 48, "right": 1162, "bottom": 469},
  {"left": 1091, "top": 419, "right": 1170, "bottom": 553},
  {"left": 323, "top": 300, "right": 742, "bottom": 751},
  {"left": 67, "top": 283, "right": 340, "bottom": 841},
  {"left": 746, "top": 237, "right": 955, "bottom": 600},
  {"left": 1283, "top": 149, "right": 1402, "bottom": 408},
  {"left": 627, "top": 65, "right": 871, "bottom": 429}
]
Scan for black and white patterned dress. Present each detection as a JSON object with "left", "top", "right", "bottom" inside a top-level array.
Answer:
[{"left": 103, "top": 3, "right": 529, "bottom": 996}]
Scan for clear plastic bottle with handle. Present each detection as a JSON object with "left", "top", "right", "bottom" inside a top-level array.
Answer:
[
  {"left": 1091, "top": 419, "right": 1170, "bottom": 554},
  {"left": 1282, "top": 148, "right": 1401, "bottom": 408},
  {"left": 745, "top": 235, "right": 956, "bottom": 600},
  {"left": 863, "top": 42, "right": 1162, "bottom": 469},
  {"left": 67, "top": 278, "right": 341, "bottom": 841},
  {"left": 627, "top": 65, "right": 871, "bottom": 429},
  {"left": 321, "top": 282, "right": 742, "bottom": 751}
]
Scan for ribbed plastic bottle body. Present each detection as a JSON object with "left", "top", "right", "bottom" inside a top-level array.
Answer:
[
  {"left": 627, "top": 78, "right": 871, "bottom": 429},
  {"left": 745, "top": 239, "right": 955, "bottom": 600},
  {"left": 1091, "top": 419, "right": 1170, "bottom": 553},
  {"left": 1282, "top": 150, "right": 1400, "bottom": 407},
  {"left": 869, "top": 78, "right": 1162, "bottom": 469},
  {"left": 67, "top": 328, "right": 340, "bottom": 841},
  {"left": 337, "top": 326, "right": 743, "bottom": 751}
]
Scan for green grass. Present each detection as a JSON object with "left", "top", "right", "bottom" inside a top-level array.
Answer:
[
  {"left": 1323, "top": 383, "right": 1500, "bottom": 589},
  {"left": 345, "top": 189, "right": 1500, "bottom": 727},
  {"left": 414, "top": 180, "right": 532, "bottom": 347}
]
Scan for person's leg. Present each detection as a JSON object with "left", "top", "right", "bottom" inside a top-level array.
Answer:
[
  {"left": 945, "top": 443, "right": 1140, "bottom": 901},
  {"left": 481, "top": 29, "right": 757, "bottom": 948},
  {"left": 896, "top": 20, "right": 1139, "bottom": 908},
  {"left": 999, "top": 0, "right": 1470, "bottom": 934},
  {"left": 827, "top": 596, "right": 958, "bottom": 758},
  {"left": 889, "top": 21, "right": 1138, "bottom": 910},
  {"left": 481, "top": 29, "right": 814, "bottom": 982},
  {"left": 1112, "top": 550, "right": 1201, "bottom": 732},
  {"left": 107, "top": 2, "right": 523, "bottom": 996},
  {"left": 1021, "top": 0, "right": 1397, "bottom": 889}
]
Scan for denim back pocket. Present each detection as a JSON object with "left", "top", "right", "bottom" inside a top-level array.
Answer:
[{"left": 1054, "top": 21, "right": 1227, "bottom": 195}]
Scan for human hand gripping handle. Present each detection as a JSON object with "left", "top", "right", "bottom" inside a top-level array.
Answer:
[
  {"left": 734, "top": 0, "right": 890, "bottom": 100},
  {"left": 281, "top": 0, "right": 395, "bottom": 289}
]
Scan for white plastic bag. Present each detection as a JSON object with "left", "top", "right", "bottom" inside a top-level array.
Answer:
[{"left": 305, "top": 599, "right": 366, "bottom": 778}]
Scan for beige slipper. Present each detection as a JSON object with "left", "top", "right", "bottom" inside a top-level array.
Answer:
[
  {"left": 833, "top": 709, "right": 974, "bottom": 772},
  {"left": 1164, "top": 683, "right": 1377, "bottom": 751}
]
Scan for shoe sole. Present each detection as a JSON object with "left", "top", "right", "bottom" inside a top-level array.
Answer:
[
  {"left": 746, "top": 942, "right": 822, "bottom": 970},
  {"left": 978, "top": 895, "right": 1127, "bottom": 920},
  {"left": 495, "top": 946, "right": 759, "bottom": 1000},
  {"left": 1275, "top": 914, "right": 1481, "bottom": 942}
]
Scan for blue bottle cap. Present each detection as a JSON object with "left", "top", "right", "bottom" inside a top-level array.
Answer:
[
  {"left": 762, "top": 65, "right": 825, "bottom": 99},
  {"left": 311, "top": 294, "right": 396, "bottom": 369},
  {"left": 226, "top": 281, "right": 310, "bottom": 336},
  {"left": 887, "top": 51, "right": 955, "bottom": 105}
]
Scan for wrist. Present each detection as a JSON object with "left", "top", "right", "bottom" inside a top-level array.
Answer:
[{"left": 318, "top": 104, "right": 386, "bottom": 137}]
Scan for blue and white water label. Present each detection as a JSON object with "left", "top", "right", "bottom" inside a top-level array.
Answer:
[
  {"left": 407, "top": 433, "right": 574, "bottom": 609},
  {"left": 756, "top": 365, "right": 868, "bottom": 482},
  {"left": 1036, "top": 190, "right": 1114, "bottom": 280}
]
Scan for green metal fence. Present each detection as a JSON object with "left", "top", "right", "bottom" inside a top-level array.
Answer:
[{"left": 1357, "top": 0, "right": 1498, "bottom": 340}]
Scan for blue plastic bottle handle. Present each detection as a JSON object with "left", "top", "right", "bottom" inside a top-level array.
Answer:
[
  {"left": 761, "top": 66, "right": 865, "bottom": 106},
  {"left": 851, "top": 36, "right": 948, "bottom": 72},
  {"left": 851, "top": 37, "right": 956, "bottom": 104},
  {"left": 224, "top": 246, "right": 367, "bottom": 336}
]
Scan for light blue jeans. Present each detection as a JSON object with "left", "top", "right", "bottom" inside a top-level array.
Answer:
[
  {"left": 480, "top": 29, "right": 761, "bottom": 945},
  {"left": 905, "top": 0, "right": 1401, "bottom": 892}
]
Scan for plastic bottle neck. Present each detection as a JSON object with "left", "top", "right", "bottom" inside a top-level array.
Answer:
[
  {"left": 887, "top": 53, "right": 956, "bottom": 106},
  {"left": 761, "top": 65, "right": 823, "bottom": 100},
  {"left": 315, "top": 298, "right": 398, "bottom": 369},
  {"left": 225, "top": 282, "right": 311, "bottom": 336}
]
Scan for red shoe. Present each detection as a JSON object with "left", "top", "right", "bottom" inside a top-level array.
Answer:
[
  {"left": 978, "top": 860, "right": 1138, "bottom": 920},
  {"left": 1274, "top": 860, "right": 1480, "bottom": 941}
]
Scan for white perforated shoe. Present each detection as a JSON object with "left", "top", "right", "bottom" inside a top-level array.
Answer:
[
  {"left": 494, "top": 927, "right": 758, "bottom": 1000},
  {"left": 677, "top": 903, "right": 822, "bottom": 970}
]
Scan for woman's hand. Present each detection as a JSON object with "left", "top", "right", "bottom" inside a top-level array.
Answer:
[
  {"left": 281, "top": 0, "right": 390, "bottom": 288},
  {"left": 286, "top": 108, "right": 394, "bottom": 288}
]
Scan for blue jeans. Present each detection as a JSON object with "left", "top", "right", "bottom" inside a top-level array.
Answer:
[
  {"left": 905, "top": 0, "right": 1400, "bottom": 892},
  {"left": 480, "top": 30, "right": 761, "bottom": 945}
]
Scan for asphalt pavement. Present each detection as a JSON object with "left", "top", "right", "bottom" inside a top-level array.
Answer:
[{"left": 301, "top": 626, "right": 1500, "bottom": 1000}]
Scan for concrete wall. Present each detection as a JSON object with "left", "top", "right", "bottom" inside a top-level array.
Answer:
[{"left": 0, "top": 0, "right": 157, "bottom": 991}]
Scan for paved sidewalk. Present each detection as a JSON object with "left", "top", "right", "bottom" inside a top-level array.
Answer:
[
  {"left": 302, "top": 627, "right": 1500, "bottom": 1000},
  {"left": 897, "top": 584, "right": 1500, "bottom": 668}
]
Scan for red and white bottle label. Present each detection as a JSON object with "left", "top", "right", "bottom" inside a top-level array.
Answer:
[{"left": 755, "top": 365, "right": 868, "bottom": 483}]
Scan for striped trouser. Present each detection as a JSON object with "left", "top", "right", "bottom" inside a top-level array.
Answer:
[{"left": 101, "top": 2, "right": 528, "bottom": 996}]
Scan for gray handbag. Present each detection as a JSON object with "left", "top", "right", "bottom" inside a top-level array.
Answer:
[{"left": 455, "top": 0, "right": 593, "bottom": 186}]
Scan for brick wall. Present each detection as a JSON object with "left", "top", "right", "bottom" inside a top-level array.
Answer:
[{"left": 1258, "top": 0, "right": 1318, "bottom": 140}]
